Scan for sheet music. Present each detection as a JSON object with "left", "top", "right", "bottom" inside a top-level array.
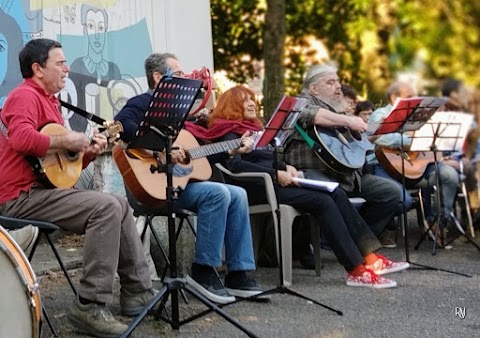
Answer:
[
  {"left": 402, "top": 96, "right": 448, "bottom": 131},
  {"left": 369, "top": 96, "right": 447, "bottom": 135},
  {"left": 369, "top": 97, "right": 422, "bottom": 135},
  {"left": 291, "top": 177, "right": 339, "bottom": 192},
  {"left": 410, "top": 111, "right": 474, "bottom": 152}
]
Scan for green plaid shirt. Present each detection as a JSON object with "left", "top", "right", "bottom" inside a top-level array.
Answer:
[{"left": 284, "top": 92, "right": 362, "bottom": 192}]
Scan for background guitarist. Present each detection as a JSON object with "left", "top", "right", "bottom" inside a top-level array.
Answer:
[
  {"left": 114, "top": 53, "right": 266, "bottom": 304},
  {"left": 367, "top": 81, "right": 460, "bottom": 243},
  {"left": 283, "top": 63, "right": 403, "bottom": 245}
]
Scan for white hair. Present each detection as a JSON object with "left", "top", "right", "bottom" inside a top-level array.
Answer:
[{"left": 302, "top": 63, "right": 338, "bottom": 91}]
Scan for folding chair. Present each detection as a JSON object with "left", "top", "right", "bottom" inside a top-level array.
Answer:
[{"left": 125, "top": 187, "right": 197, "bottom": 280}]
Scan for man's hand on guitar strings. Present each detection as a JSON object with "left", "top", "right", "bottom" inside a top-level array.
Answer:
[
  {"left": 346, "top": 115, "right": 368, "bottom": 133},
  {"left": 86, "top": 131, "right": 108, "bottom": 157},
  {"left": 62, "top": 132, "right": 90, "bottom": 153},
  {"left": 171, "top": 146, "right": 187, "bottom": 164}
]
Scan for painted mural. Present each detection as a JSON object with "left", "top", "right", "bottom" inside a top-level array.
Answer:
[
  {"left": 0, "top": 0, "right": 40, "bottom": 107},
  {"left": 0, "top": 0, "right": 151, "bottom": 133},
  {"left": 1, "top": 0, "right": 154, "bottom": 192},
  {"left": 1, "top": 0, "right": 213, "bottom": 193}
]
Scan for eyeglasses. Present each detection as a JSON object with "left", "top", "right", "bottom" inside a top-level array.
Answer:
[
  {"left": 359, "top": 111, "right": 372, "bottom": 117},
  {"left": 171, "top": 70, "right": 185, "bottom": 77}
]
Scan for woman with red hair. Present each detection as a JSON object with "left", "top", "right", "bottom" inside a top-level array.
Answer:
[{"left": 187, "top": 85, "right": 409, "bottom": 289}]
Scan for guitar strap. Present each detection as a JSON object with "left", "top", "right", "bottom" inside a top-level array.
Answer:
[
  {"left": 294, "top": 123, "right": 322, "bottom": 155},
  {"left": 59, "top": 99, "right": 107, "bottom": 126},
  {"left": 0, "top": 102, "right": 106, "bottom": 138},
  {"left": 1, "top": 101, "right": 107, "bottom": 137}
]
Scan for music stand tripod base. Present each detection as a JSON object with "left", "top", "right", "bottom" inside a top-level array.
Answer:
[{"left": 252, "top": 96, "right": 343, "bottom": 317}]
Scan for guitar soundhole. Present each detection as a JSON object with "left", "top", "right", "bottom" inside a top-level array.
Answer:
[
  {"left": 183, "top": 151, "right": 191, "bottom": 164},
  {"left": 351, "top": 130, "right": 361, "bottom": 141},
  {"left": 66, "top": 151, "right": 79, "bottom": 160}
]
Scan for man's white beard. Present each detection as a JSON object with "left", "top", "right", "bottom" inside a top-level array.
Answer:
[{"left": 321, "top": 95, "right": 348, "bottom": 113}]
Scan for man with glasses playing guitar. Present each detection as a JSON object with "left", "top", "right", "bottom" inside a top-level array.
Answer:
[{"left": 114, "top": 53, "right": 266, "bottom": 305}]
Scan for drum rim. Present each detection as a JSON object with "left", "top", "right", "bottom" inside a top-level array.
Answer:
[{"left": 0, "top": 225, "right": 41, "bottom": 337}]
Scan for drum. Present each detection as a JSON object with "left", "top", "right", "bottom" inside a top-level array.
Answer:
[{"left": 0, "top": 225, "right": 41, "bottom": 338}]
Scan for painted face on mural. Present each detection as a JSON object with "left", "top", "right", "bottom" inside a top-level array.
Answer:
[
  {"left": 85, "top": 10, "right": 106, "bottom": 55},
  {"left": 0, "top": 32, "right": 7, "bottom": 84}
]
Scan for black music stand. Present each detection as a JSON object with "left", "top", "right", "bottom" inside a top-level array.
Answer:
[
  {"left": 243, "top": 96, "right": 343, "bottom": 315},
  {"left": 372, "top": 97, "right": 471, "bottom": 277},
  {"left": 411, "top": 113, "right": 480, "bottom": 254},
  {"left": 121, "top": 76, "right": 258, "bottom": 338}
]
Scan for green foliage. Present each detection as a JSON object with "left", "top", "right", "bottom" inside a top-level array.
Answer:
[
  {"left": 210, "top": 0, "right": 264, "bottom": 83},
  {"left": 211, "top": 0, "right": 480, "bottom": 104}
]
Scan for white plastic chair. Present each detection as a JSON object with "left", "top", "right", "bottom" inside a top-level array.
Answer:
[{"left": 214, "top": 163, "right": 321, "bottom": 286}]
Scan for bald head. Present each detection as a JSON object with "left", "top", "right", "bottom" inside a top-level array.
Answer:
[{"left": 386, "top": 81, "right": 416, "bottom": 104}]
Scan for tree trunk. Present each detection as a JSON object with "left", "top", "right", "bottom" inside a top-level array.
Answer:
[{"left": 263, "top": 0, "right": 286, "bottom": 119}]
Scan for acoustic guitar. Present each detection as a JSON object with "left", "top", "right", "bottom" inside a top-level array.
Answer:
[
  {"left": 375, "top": 147, "right": 437, "bottom": 184},
  {"left": 313, "top": 125, "right": 373, "bottom": 173},
  {"left": 113, "top": 129, "right": 252, "bottom": 208},
  {"left": 29, "top": 121, "right": 123, "bottom": 189}
]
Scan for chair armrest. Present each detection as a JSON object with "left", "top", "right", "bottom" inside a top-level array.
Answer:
[{"left": 215, "top": 163, "right": 279, "bottom": 208}]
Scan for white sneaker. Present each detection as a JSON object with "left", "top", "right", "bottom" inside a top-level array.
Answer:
[
  {"left": 346, "top": 269, "right": 397, "bottom": 289},
  {"left": 8, "top": 225, "right": 39, "bottom": 253}
]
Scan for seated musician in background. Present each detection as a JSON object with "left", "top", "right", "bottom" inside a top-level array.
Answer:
[
  {"left": 341, "top": 84, "right": 358, "bottom": 115},
  {"left": 439, "top": 78, "right": 480, "bottom": 228},
  {"left": 367, "top": 81, "right": 459, "bottom": 243},
  {"left": 186, "top": 85, "right": 409, "bottom": 288},
  {"left": 0, "top": 38, "right": 157, "bottom": 337},
  {"left": 114, "top": 53, "right": 265, "bottom": 304},
  {"left": 283, "top": 63, "right": 403, "bottom": 246},
  {"left": 354, "top": 100, "right": 375, "bottom": 124}
]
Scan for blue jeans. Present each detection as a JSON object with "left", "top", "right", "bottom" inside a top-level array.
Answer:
[
  {"left": 414, "top": 162, "right": 459, "bottom": 219},
  {"left": 373, "top": 162, "right": 459, "bottom": 220},
  {"left": 372, "top": 164, "right": 413, "bottom": 214},
  {"left": 176, "top": 181, "right": 256, "bottom": 272}
]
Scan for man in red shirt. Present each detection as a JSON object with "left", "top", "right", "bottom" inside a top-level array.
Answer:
[{"left": 0, "top": 38, "right": 155, "bottom": 337}]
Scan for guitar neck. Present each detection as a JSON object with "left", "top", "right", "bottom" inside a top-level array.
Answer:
[{"left": 188, "top": 138, "right": 243, "bottom": 159}]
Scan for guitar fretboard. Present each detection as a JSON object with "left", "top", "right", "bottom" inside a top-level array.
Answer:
[{"left": 188, "top": 138, "right": 243, "bottom": 159}]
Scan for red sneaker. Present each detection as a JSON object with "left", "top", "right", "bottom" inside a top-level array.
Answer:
[
  {"left": 346, "top": 268, "right": 397, "bottom": 289},
  {"left": 366, "top": 254, "right": 410, "bottom": 275}
]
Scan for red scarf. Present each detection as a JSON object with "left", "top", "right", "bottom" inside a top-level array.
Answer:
[{"left": 185, "top": 119, "right": 262, "bottom": 141}]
